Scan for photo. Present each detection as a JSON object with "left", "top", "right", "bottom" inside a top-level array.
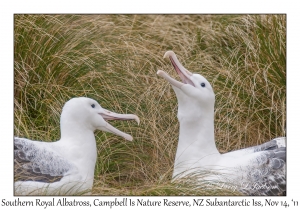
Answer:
[{"left": 14, "top": 14, "right": 286, "bottom": 196}]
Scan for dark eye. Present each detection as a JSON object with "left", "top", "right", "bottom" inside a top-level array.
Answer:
[
  {"left": 91, "top": 104, "right": 95, "bottom": 108},
  {"left": 200, "top": 83, "right": 205, "bottom": 87}
]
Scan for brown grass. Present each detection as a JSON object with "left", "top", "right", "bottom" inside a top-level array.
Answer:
[{"left": 14, "top": 14, "right": 285, "bottom": 195}]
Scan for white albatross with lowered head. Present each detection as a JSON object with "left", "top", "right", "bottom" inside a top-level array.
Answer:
[
  {"left": 157, "top": 51, "right": 286, "bottom": 195},
  {"left": 14, "top": 97, "right": 139, "bottom": 195}
]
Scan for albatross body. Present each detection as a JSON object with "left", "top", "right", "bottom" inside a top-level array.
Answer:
[
  {"left": 157, "top": 51, "right": 286, "bottom": 195},
  {"left": 14, "top": 97, "right": 139, "bottom": 195}
]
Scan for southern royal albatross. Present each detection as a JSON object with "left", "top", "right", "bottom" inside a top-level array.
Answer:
[
  {"left": 157, "top": 51, "right": 286, "bottom": 195},
  {"left": 14, "top": 97, "right": 139, "bottom": 195}
]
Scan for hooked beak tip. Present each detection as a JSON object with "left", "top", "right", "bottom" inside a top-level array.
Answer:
[
  {"left": 157, "top": 70, "right": 164, "bottom": 76},
  {"left": 135, "top": 116, "right": 140, "bottom": 125},
  {"left": 163, "top": 50, "right": 174, "bottom": 59}
]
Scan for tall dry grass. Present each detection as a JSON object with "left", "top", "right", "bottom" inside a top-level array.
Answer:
[{"left": 14, "top": 14, "right": 285, "bottom": 195}]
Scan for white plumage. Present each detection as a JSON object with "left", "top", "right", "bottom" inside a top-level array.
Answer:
[
  {"left": 157, "top": 51, "right": 286, "bottom": 195},
  {"left": 14, "top": 97, "right": 139, "bottom": 195}
]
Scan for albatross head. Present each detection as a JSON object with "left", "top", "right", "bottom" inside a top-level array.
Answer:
[
  {"left": 60, "top": 97, "right": 140, "bottom": 141},
  {"left": 157, "top": 51, "right": 215, "bottom": 120}
]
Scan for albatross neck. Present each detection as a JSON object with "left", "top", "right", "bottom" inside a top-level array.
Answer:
[
  {"left": 58, "top": 121, "right": 97, "bottom": 183},
  {"left": 173, "top": 109, "right": 220, "bottom": 176},
  {"left": 60, "top": 121, "right": 96, "bottom": 144},
  {"left": 59, "top": 120, "right": 97, "bottom": 169}
]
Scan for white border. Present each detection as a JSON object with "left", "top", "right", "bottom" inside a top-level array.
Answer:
[{"left": 1, "top": 0, "right": 299, "bottom": 209}]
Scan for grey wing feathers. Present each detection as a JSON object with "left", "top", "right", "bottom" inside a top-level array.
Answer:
[
  {"left": 251, "top": 137, "right": 286, "bottom": 152},
  {"left": 241, "top": 142, "right": 286, "bottom": 196},
  {"left": 14, "top": 137, "right": 74, "bottom": 183},
  {"left": 225, "top": 137, "right": 286, "bottom": 158}
]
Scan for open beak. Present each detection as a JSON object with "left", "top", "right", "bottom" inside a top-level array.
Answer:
[
  {"left": 99, "top": 109, "right": 140, "bottom": 141},
  {"left": 157, "top": 70, "right": 184, "bottom": 89},
  {"left": 158, "top": 51, "right": 195, "bottom": 88}
]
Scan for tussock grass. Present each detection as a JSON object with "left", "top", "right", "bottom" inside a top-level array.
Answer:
[{"left": 14, "top": 15, "right": 285, "bottom": 195}]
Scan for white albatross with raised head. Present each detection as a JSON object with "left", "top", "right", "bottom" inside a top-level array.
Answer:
[
  {"left": 157, "top": 51, "right": 286, "bottom": 195},
  {"left": 14, "top": 97, "right": 139, "bottom": 195}
]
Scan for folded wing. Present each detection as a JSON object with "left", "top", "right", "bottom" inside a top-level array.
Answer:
[{"left": 14, "top": 137, "right": 76, "bottom": 183}]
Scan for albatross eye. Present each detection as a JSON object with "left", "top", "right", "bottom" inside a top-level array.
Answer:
[
  {"left": 91, "top": 104, "right": 95, "bottom": 108},
  {"left": 200, "top": 83, "right": 205, "bottom": 87}
]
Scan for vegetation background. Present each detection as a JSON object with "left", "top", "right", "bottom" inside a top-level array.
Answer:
[{"left": 14, "top": 14, "right": 286, "bottom": 195}]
